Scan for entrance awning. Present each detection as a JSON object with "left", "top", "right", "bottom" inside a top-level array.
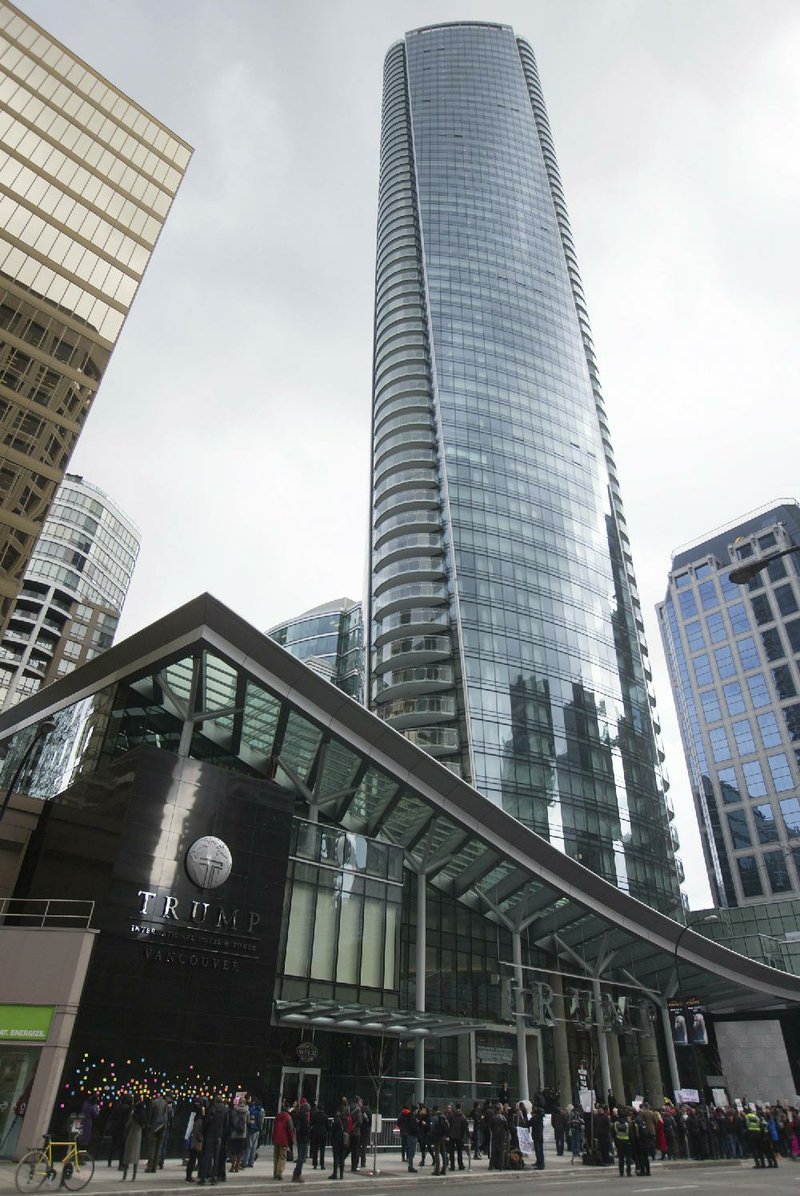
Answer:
[{"left": 274, "top": 998, "right": 495, "bottom": 1038}]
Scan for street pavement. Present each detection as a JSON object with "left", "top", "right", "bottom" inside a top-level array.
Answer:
[{"left": 0, "top": 1151, "right": 795, "bottom": 1196}]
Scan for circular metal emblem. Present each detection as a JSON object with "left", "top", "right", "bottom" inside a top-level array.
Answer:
[
  {"left": 185, "top": 836, "right": 233, "bottom": 890},
  {"left": 296, "top": 1041, "right": 319, "bottom": 1064}
]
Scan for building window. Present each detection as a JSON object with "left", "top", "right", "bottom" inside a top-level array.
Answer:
[
  {"left": 706, "top": 612, "right": 727, "bottom": 643},
  {"left": 783, "top": 704, "right": 800, "bottom": 743},
  {"left": 764, "top": 852, "right": 792, "bottom": 894},
  {"left": 753, "top": 803, "right": 779, "bottom": 844},
  {"left": 736, "top": 543, "right": 754, "bottom": 561},
  {"left": 709, "top": 727, "right": 732, "bottom": 763},
  {"left": 775, "top": 583, "right": 799, "bottom": 617},
  {"left": 772, "top": 665, "right": 797, "bottom": 700},
  {"left": 758, "top": 533, "right": 777, "bottom": 551},
  {"left": 723, "top": 682, "right": 746, "bottom": 716},
  {"left": 767, "top": 557, "right": 788, "bottom": 583},
  {"left": 693, "top": 655, "right": 712, "bottom": 686},
  {"left": 718, "top": 767, "right": 740, "bottom": 804},
  {"left": 685, "top": 620, "right": 704, "bottom": 652},
  {"left": 675, "top": 573, "right": 690, "bottom": 589},
  {"left": 758, "top": 711, "right": 783, "bottom": 748},
  {"left": 715, "top": 645, "right": 736, "bottom": 678},
  {"left": 732, "top": 720, "right": 756, "bottom": 755},
  {"left": 700, "top": 690, "right": 722, "bottom": 723},
  {"left": 737, "top": 636, "right": 759, "bottom": 670},
  {"left": 751, "top": 594, "right": 774, "bottom": 626},
  {"left": 728, "top": 603, "right": 750, "bottom": 634},
  {"left": 699, "top": 580, "right": 719, "bottom": 611},
  {"left": 742, "top": 759, "right": 767, "bottom": 798},
  {"left": 679, "top": 591, "right": 697, "bottom": 619},
  {"left": 761, "top": 628, "right": 784, "bottom": 662},
  {"left": 727, "top": 809, "right": 751, "bottom": 849},
  {"left": 767, "top": 753, "right": 794, "bottom": 793},
  {"left": 720, "top": 573, "right": 742, "bottom": 602},
  {"left": 779, "top": 796, "right": 800, "bottom": 838},
  {"left": 695, "top": 563, "right": 713, "bottom": 580},
  {"left": 746, "top": 673, "right": 771, "bottom": 707},
  {"left": 737, "top": 855, "right": 763, "bottom": 897},
  {"left": 786, "top": 620, "right": 800, "bottom": 654}
]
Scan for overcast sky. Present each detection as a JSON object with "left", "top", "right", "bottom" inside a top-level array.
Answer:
[{"left": 21, "top": 0, "right": 800, "bottom": 907}]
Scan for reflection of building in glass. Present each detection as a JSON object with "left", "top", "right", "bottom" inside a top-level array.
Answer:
[
  {"left": 268, "top": 598, "right": 364, "bottom": 702},
  {"left": 659, "top": 500, "right": 800, "bottom": 909},
  {"left": 0, "top": 473, "right": 139, "bottom": 708},
  {"left": 0, "top": 0, "right": 190, "bottom": 635},
  {"left": 367, "top": 22, "right": 680, "bottom": 910}
]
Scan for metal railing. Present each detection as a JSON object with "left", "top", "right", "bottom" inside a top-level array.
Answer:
[{"left": 0, "top": 897, "right": 95, "bottom": 929}]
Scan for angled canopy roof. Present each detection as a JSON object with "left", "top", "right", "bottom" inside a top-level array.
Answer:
[{"left": 2, "top": 593, "right": 799, "bottom": 1014}]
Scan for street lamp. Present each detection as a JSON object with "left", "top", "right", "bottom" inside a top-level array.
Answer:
[
  {"left": 728, "top": 543, "right": 800, "bottom": 586},
  {"left": 673, "top": 913, "right": 719, "bottom": 1102},
  {"left": 0, "top": 719, "right": 55, "bottom": 824}
]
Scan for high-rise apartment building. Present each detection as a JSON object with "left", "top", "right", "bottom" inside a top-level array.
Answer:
[
  {"left": 0, "top": 472, "right": 139, "bottom": 707},
  {"left": 0, "top": 1, "right": 190, "bottom": 634},
  {"left": 367, "top": 22, "right": 681, "bottom": 910},
  {"left": 268, "top": 597, "right": 364, "bottom": 702},
  {"left": 659, "top": 501, "right": 800, "bottom": 910}
]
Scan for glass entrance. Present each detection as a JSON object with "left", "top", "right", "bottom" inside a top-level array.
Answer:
[{"left": 278, "top": 1067, "right": 320, "bottom": 1111}]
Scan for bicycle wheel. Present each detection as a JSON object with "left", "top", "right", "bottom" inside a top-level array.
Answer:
[
  {"left": 61, "top": 1151, "right": 94, "bottom": 1191},
  {"left": 15, "top": 1150, "right": 51, "bottom": 1193}
]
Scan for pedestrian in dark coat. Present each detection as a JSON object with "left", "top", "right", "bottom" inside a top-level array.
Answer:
[
  {"left": 121, "top": 1101, "right": 147, "bottom": 1181},
  {"left": 310, "top": 1103, "right": 327, "bottom": 1170}
]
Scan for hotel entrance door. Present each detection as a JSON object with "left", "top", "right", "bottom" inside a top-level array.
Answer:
[{"left": 278, "top": 1067, "right": 321, "bottom": 1111}]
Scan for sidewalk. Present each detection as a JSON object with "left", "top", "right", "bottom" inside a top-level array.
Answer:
[{"left": 0, "top": 1150, "right": 749, "bottom": 1194}]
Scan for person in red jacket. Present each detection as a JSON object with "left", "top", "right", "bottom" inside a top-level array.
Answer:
[{"left": 273, "top": 1102, "right": 295, "bottom": 1181}]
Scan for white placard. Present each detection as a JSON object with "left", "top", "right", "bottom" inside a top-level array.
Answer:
[{"left": 516, "top": 1127, "right": 533, "bottom": 1155}]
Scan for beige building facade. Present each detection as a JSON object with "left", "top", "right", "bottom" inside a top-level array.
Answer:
[{"left": 0, "top": 0, "right": 190, "bottom": 634}]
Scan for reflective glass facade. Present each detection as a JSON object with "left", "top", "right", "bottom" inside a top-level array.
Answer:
[
  {"left": 368, "top": 23, "right": 680, "bottom": 910},
  {"left": 0, "top": 1, "right": 189, "bottom": 633},
  {"left": 659, "top": 501, "right": 800, "bottom": 908},
  {"left": 268, "top": 597, "right": 364, "bottom": 702},
  {"left": 0, "top": 472, "right": 139, "bottom": 706}
]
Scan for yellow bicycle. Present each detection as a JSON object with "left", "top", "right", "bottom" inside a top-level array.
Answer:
[{"left": 15, "top": 1135, "right": 95, "bottom": 1192}]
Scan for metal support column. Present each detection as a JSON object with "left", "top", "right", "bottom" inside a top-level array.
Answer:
[
  {"left": 415, "top": 869, "right": 426, "bottom": 1105},
  {"left": 660, "top": 1002, "right": 680, "bottom": 1098},
  {"left": 512, "top": 929, "right": 529, "bottom": 1101},
  {"left": 591, "top": 975, "right": 612, "bottom": 1100}
]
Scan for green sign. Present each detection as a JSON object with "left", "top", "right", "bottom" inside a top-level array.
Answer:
[{"left": 0, "top": 1004, "right": 55, "bottom": 1041}]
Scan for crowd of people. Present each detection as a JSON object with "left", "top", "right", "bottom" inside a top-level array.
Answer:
[{"left": 65, "top": 1086, "right": 800, "bottom": 1181}]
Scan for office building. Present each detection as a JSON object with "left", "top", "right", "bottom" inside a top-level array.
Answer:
[
  {"left": 659, "top": 501, "right": 800, "bottom": 912},
  {"left": 367, "top": 22, "right": 680, "bottom": 911},
  {"left": 2, "top": 594, "right": 800, "bottom": 1157},
  {"left": 0, "top": 1, "right": 190, "bottom": 635},
  {"left": 0, "top": 473, "right": 139, "bottom": 708},
  {"left": 267, "top": 597, "right": 364, "bottom": 702}
]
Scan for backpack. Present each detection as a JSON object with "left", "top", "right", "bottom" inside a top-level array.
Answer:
[{"left": 615, "top": 1119, "right": 629, "bottom": 1139}]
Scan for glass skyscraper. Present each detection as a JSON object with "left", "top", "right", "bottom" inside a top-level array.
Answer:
[
  {"left": 659, "top": 501, "right": 800, "bottom": 910},
  {"left": 267, "top": 597, "right": 364, "bottom": 702},
  {"left": 368, "top": 22, "right": 681, "bottom": 910},
  {"left": 0, "top": 0, "right": 190, "bottom": 636},
  {"left": 0, "top": 472, "right": 140, "bottom": 708}
]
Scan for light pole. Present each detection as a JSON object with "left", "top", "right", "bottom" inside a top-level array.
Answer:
[
  {"left": 0, "top": 719, "right": 55, "bottom": 824},
  {"left": 728, "top": 543, "right": 800, "bottom": 586},
  {"left": 672, "top": 913, "right": 718, "bottom": 1102}
]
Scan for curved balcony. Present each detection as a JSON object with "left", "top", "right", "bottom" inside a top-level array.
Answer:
[
  {"left": 374, "top": 487, "right": 440, "bottom": 521},
  {"left": 374, "top": 427, "right": 435, "bottom": 464},
  {"left": 374, "top": 509, "right": 441, "bottom": 548},
  {"left": 375, "top": 664, "right": 454, "bottom": 701},
  {"left": 374, "top": 392, "right": 432, "bottom": 429},
  {"left": 401, "top": 726, "right": 459, "bottom": 756},
  {"left": 374, "top": 607, "right": 450, "bottom": 646},
  {"left": 373, "top": 581, "right": 449, "bottom": 619},
  {"left": 373, "top": 556, "right": 445, "bottom": 595},
  {"left": 373, "top": 635, "right": 452, "bottom": 674},
  {"left": 374, "top": 532, "right": 443, "bottom": 568},
  {"left": 374, "top": 468, "right": 437, "bottom": 503},
  {"left": 377, "top": 694, "right": 456, "bottom": 728},
  {"left": 374, "top": 446, "right": 436, "bottom": 484}
]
